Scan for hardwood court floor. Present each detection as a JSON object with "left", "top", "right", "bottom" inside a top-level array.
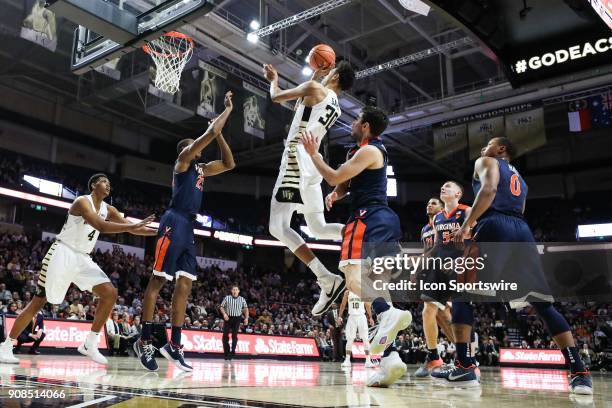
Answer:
[{"left": 0, "top": 355, "right": 609, "bottom": 407}]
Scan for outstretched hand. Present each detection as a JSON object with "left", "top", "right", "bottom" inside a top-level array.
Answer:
[
  {"left": 301, "top": 131, "right": 321, "bottom": 157},
  {"left": 132, "top": 214, "right": 155, "bottom": 229},
  {"left": 263, "top": 64, "right": 278, "bottom": 82},
  {"left": 224, "top": 91, "right": 233, "bottom": 109}
]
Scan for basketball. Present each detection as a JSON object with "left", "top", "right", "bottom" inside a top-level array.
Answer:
[{"left": 308, "top": 44, "right": 336, "bottom": 70}]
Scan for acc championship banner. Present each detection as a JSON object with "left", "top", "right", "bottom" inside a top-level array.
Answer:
[
  {"left": 505, "top": 107, "right": 546, "bottom": 157},
  {"left": 468, "top": 116, "right": 505, "bottom": 159},
  {"left": 433, "top": 124, "right": 467, "bottom": 160},
  {"left": 4, "top": 316, "right": 108, "bottom": 349},
  {"left": 242, "top": 81, "right": 267, "bottom": 139},
  {"left": 173, "top": 329, "right": 320, "bottom": 357},
  {"left": 499, "top": 348, "right": 565, "bottom": 366},
  {"left": 197, "top": 61, "right": 228, "bottom": 119}
]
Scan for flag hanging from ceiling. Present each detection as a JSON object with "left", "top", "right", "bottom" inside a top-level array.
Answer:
[{"left": 568, "top": 99, "right": 591, "bottom": 132}]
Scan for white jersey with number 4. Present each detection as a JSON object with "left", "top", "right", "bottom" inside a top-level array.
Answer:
[
  {"left": 348, "top": 291, "right": 365, "bottom": 316},
  {"left": 277, "top": 89, "right": 341, "bottom": 186},
  {"left": 56, "top": 195, "right": 108, "bottom": 254}
]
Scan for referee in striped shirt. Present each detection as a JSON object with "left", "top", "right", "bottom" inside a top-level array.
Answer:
[{"left": 220, "top": 285, "right": 248, "bottom": 360}]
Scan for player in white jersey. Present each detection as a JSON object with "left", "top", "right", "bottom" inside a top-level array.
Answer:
[
  {"left": 0, "top": 174, "right": 155, "bottom": 365},
  {"left": 264, "top": 61, "right": 355, "bottom": 316},
  {"left": 338, "top": 290, "right": 375, "bottom": 368}
]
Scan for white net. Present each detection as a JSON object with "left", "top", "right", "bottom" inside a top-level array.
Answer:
[{"left": 144, "top": 32, "right": 193, "bottom": 95}]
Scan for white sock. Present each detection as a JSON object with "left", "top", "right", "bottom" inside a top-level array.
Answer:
[
  {"left": 308, "top": 258, "right": 333, "bottom": 279},
  {"left": 86, "top": 331, "right": 100, "bottom": 347},
  {"left": 2, "top": 337, "right": 14, "bottom": 345}
]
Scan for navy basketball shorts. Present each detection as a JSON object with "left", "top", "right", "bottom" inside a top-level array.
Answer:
[
  {"left": 420, "top": 263, "right": 454, "bottom": 309},
  {"left": 468, "top": 212, "right": 552, "bottom": 305},
  {"left": 339, "top": 205, "right": 402, "bottom": 272},
  {"left": 153, "top": 209, "right": 198, "bottom": 281}
]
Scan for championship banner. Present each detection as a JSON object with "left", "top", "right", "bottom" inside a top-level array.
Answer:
[
  {"left": 433, "top": 123, "right": 467, "bottom": 160},
  {"left": 468, "top": 116, "right": 505, "bottom": 159},
  {"left": 197, "top": 60, "right": 227, "bottom": 119},
  {"left": 20, "top": 0, "right": 58, "bottom": 52},
  {"left": 242, "top": 81, "right": 267, "bottom": 139},
  {"left": 505, "top": 107, "right": 546, "bottom": 157}
]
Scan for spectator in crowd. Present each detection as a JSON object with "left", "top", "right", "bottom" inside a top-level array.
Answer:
[
  {"left": 484, "top": 338, "right": 499, "bottom": 366},
  {"left": 105, "top": 311, "right": 128, "bottom": 356},
  {"left": 317, "top": 331, "right": 333, "bottom": 361},
  {"left": 0, "top": 284, "right": 12, "bottom": 303},
  {"left": 580, "top": 343, "right": 594, "bottom": 368}
]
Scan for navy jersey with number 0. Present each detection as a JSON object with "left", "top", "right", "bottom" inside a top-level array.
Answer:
[
  {"left": 421, "top": 223, "right": 435, "bottom": 249},
  {"left": 169, "top": 162, "right": 205, "bottom": 215},
  {"left": 346, "top": 138, "right": 388, "bottom": 211},
  {"left": 473, "top": 158, "right": 527, "bottom": 217}
]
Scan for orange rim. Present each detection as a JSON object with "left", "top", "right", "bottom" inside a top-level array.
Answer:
[{"left": 142, "top": 31, "right": 194, "bottom": 58}]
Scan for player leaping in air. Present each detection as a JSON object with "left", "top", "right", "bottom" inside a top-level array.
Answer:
[
  {"left": 0, "top": 174, "right": 156, "bottom": 365},
  {"left": 264, "top": 61, "right": 355, "bottom": 316},
  {"left": 134, "top": 91, "right": 236, "bottom": 372}
]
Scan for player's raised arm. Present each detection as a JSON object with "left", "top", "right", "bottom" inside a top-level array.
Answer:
[
  {"left": 72, "top": 197, "right": 154, "bottom": 234},
  {"left": 264, "top": 64, "right": 325, "bottom": 103},
  {"left": 105, "top": 205, "right": 157, "bottom": 236},
  {"left": 454, "top": 157, "right": 499, "bottom": 242},
  {"left": 177, "top": 91, "right": 234, "bottom": 169},
  {"left": 202, "top": 133, "right": 236, "bottom": 177},
  {"left": 302, "top": 131, "right": 380, "bottom": 186}
]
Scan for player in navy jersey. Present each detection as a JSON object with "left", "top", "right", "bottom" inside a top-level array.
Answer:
[
  {"left": 432, "top": 137, "right": 592, "bottom": 395},
  {"left": 135, "top": 92, "right": 236, "bottom": 372},
  {"left": 302, "top": 106, "right": 412, "bottom": 387},
  {"left": 420, "top": 198, "right": 442, "bottom": 249},
  {"left": 415, "top": 189, "right": 465, "bottom": 378}
]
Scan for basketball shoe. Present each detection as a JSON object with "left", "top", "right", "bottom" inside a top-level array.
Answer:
[
  {"left": 134, "top": 340, "right": 158, "bottom": 372},
  {"left": 431, "top": 360, "right": 480, "bottom": 388},
  {"left": 160, "top": 342, "right": 193, "bottom": 372},
  {"left": 312, "top": 274, "right": 345, "bottom": 316},
  {"left": 366, "top": 351, "right": 406, "bottom": 387},
  {"left": 0, "top": 339, "right": 18, "bottom": 364},
  {"left": 569, "top": 372, "right": 593, "bottom": 395},
  {"left": 369, "top": 307, "right": 412, "bottom": 355},
  {"left": 414, "top": 355, "right": 444, "bottom": 377}
]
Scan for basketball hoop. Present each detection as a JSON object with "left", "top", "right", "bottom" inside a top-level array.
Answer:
[{"left": 143, "top": 31, "right": 194, "bottom": 95}]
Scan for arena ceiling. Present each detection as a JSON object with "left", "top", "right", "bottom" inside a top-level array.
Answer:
[{"left": 0, "top": 0, "right": 610, "bottom": 182}]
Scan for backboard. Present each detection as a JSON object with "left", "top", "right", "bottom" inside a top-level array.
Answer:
[{"left": 46, "top": 0, "right": 214, "bottom": 74}]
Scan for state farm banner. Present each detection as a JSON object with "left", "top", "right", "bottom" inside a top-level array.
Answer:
[
  {"left": 505, "top": 107, "right": 546, "bottom": 157},
  {"left": 499, "top": 348, "right": 565, "bottom": 366},
  {"left": 174, "top": 329, "right": 320, "bottom": 357},
  {"left": 4, "top": 316, "right": 108, "bottom": 349},
  {"left": 433, "top": 124, "right": 467, "bottom": 160},
  {"left": 468, "top": 116, "right": 505, "bottom": 159}
]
